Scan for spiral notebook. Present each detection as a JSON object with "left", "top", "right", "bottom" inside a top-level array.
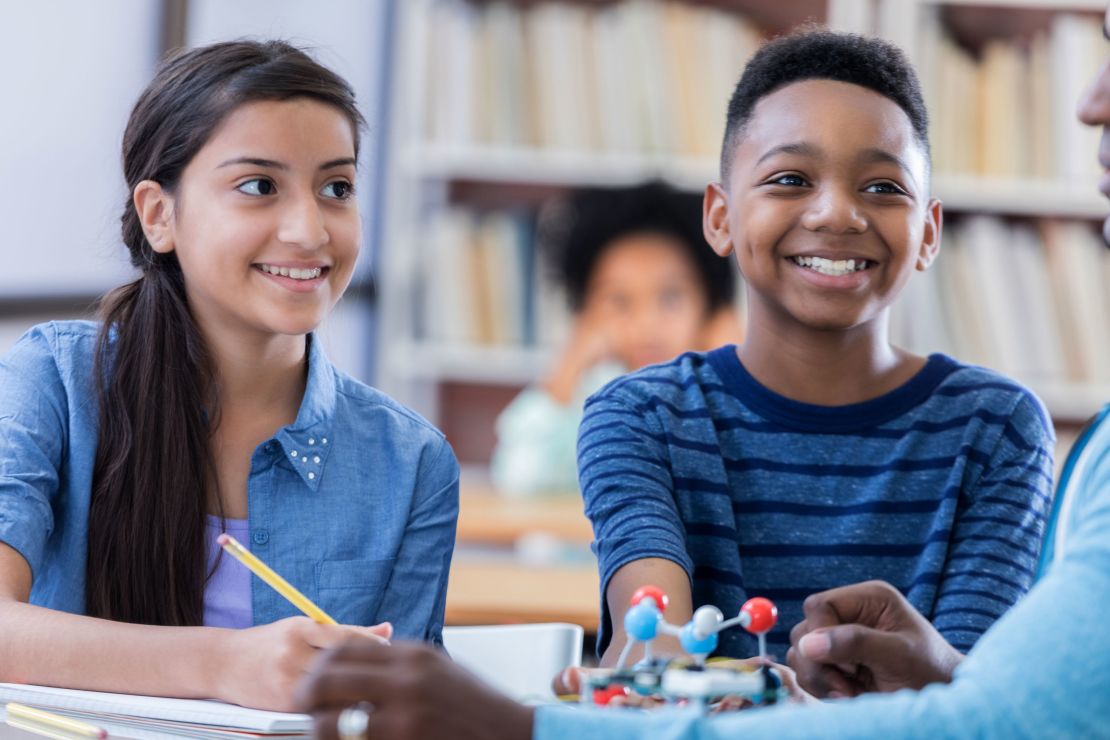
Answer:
[{"left": 0, "top": 684, "right": 311, "bottom": 739}]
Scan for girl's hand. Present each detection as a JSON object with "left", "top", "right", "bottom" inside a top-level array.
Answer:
[{"left": 216, "top": 617, "right": 392, "bottom": 711}]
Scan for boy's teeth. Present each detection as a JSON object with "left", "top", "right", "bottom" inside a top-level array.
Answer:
[
  {"left": 259, "top": 264, "right": 323, "bottom": 280},
  {"left": 792, "top": 256, "right": 868, "bottom": 277}
]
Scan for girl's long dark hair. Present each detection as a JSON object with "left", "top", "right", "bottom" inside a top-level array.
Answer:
[{"left": 87, "top": 40, "right": 364, "bottom": 626}]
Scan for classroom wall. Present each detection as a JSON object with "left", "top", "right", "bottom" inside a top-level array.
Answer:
[
  {"left": 0, "top": 2, "right": 160, "bottom": 300},
  {"left": 0, "top": 0, "right": 390, "bottom": 381}
]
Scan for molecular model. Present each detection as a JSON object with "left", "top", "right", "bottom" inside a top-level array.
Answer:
[{"left": 582, "top": 586, "right": 786, "bottom": 710}]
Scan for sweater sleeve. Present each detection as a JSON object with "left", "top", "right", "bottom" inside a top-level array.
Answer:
[{"left": 931, "top": 391, "right": 1054, "bottom": 651}]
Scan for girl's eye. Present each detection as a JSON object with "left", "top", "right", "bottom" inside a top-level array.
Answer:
[
  {"left": 769, "top": 174, "right": 807, "bottom": 187},
  {"left": 865, "top": 181, "right": 906, "bottom": 195},
  {"left": 321, "top": 180, "right": 354, "bottom": 200},
  {"left": 237, "top": 178, "right": 275, "bottom": 196}
]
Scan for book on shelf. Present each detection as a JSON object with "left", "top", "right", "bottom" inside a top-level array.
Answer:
[
  {"left": 1042, "top": 219, "right": 1110, "bottom": 385},
  {"left": 924, "top": 10, "right": 1102, "bottom": 182},
  {"left": 890, "top": 215, "right": 1110, "bottom": 391},
  {"left": 420, "top": 208, "right": 561, "bottom": 349},
  {"left": 419, "top": 0, "right": 760, "bottom": 157}
]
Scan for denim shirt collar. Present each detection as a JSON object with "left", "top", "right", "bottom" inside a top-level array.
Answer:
[{"left": 273, "top": 334, "right": 336, "bottom": 492}]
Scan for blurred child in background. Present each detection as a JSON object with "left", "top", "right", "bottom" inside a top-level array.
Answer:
[{"left": 491, "top": 182, "right": 740, "bottom": 494}]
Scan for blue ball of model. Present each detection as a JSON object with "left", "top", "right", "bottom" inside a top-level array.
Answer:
[
  {"left": 680, "top": 620, "right": 719, "bottom": 656},
  {"left": 624, "top": 600, "right": 661, "bottom": 642}
]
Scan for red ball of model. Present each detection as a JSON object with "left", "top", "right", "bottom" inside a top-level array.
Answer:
[
  {"left": 741, "top": 597, "right": 778, "bottom": 634},
  {"left": 630, "top": 585, "right": 669, "bottom": 612},
  {"left": 592, "top": 685, "right": 630, "bottom": 705}
]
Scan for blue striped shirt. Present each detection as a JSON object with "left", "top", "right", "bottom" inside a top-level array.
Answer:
[{"left": 578, "top": 347, "right": 1054, "bottom": 659}]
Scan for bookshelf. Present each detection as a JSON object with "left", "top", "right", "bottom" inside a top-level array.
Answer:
[
  {"left": 377, "top": 0, "right": 1110, "bottom": 470},
  {"left": 878, "top": 0, "right": 1110, "bottom": 435}
]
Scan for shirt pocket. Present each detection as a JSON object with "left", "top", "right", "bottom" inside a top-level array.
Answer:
[{"left": 315, "top": 557, "right": 395, "bottom": 626}]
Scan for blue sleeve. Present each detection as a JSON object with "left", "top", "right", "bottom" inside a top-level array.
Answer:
[
  {"left": 535, "top": 412, "right": 1110, "bottom": 740},
  {"left": 577, "top": 390, "right": 691, "bottom": 655},
  {"left": 933, "top": 391, "right": 1054, "bottom": 651},
  {"left": 0, "top": 326, "right": 66, "bottom": 580},
  {"left": 376, "top": 436, "right": 459, "bottom": 646}
]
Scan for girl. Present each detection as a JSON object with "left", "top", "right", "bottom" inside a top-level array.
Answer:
[{"left": 0, "top": 41, "right": 458, "bottom": 711}]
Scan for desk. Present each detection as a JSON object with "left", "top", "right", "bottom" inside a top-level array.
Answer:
[
  {"left": 454, "top": 487, "right": 594, "bottom": 545},
  {"left": 446, "top": 487, "right": 600, "bottom": 631},
  {"left": 446, "top": 560, "right": 599, "bottom": 628}
]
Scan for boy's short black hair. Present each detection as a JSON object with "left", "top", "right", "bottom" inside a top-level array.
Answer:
[
  {"left": 720, "top": 30, "right": 930, "bottom": 181},
  {"left": 542, "top": 181, "right": 736, "bottom": 313}
]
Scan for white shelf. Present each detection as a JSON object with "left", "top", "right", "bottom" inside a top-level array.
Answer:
[
  {"left": 393, "top": 341, "right": 1108, "bottom": 422},
  {"left": 933, "top": 174, "right": 1107, "bottom": 219},
  {"left": 404, "top": 144, "right": 716, "bottom": 191},
  {"left": 406, "top": 144, "right": 1106, "bottom": 219},
  {"left": 391, "top": 342, "right": 554, "bottom": 385}
]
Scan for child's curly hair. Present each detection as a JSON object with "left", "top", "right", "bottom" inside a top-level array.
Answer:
[{"left": 542, "top": 181, "right": 737, "bottom": 313}]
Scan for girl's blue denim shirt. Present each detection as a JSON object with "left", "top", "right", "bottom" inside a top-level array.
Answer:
[{"left": 0, "top": 321, "right": 459, "bottom": 644}]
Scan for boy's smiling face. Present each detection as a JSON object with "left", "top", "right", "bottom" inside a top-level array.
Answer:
[{"left": 705, "top": 79, "right": 941, "bottom": 335}]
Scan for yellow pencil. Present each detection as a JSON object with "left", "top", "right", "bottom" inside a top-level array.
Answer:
[
  {"left": 217, "top": 533, "right": 337, "bottom": 625},
  {"left": 4, "top": 702, "right": 107, "bottom": 739}
]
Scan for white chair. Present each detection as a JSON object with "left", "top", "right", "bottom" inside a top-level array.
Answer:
[{"left": 443, "top": 623, "right": 584, "bottom": 702}]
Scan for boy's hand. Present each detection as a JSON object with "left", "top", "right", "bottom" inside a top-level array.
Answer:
[
  {"left": 707, "top": 657, "right": 819, "bottom": 708},
  {"left": 787, "top": 580, "right": 964, "bottom": 698},
  {"left": 551, "top": 665, "right": 582, "bottom": 697},
  {"left": 296, "top": 639, "right": 534, "bottom": 740}
]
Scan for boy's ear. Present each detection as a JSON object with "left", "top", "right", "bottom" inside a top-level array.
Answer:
[
  {"left": 133, "top": 180, "right": 176, "bottom": 254},
  {"left": 916, "top": 198, "right": 943, "bottom": 271},
  {"left": 703, "top": 182, "right": 734, "bottom": 258}
]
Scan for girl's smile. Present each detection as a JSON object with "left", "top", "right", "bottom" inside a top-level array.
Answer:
[{"left": 253, "top": 262, "right": 332, "bottom": 293}]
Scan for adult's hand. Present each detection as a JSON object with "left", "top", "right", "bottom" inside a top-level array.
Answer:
[
  {"left": 296, "top": 639, "right": 534, "bottom": 740},
  {"left": 787, "top": 580, "right": 965, "bottom": 698}
]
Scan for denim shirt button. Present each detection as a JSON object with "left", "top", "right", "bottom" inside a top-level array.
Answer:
[{"left": 252, "top": 530, "right": 269, "bottom": 546}]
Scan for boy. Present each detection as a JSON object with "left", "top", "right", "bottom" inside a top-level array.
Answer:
[{"left": 578, "top": 30, "right": 1053, "bottom": 664}]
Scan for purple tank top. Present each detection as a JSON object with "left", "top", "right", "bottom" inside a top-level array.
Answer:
[{"left": 204, "top": 516, "right": 253, "bottom": 629}]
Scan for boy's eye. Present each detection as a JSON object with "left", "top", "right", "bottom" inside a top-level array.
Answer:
[
  {"left": 321, "top": 180, "right": 354, "bottom": 200},
  {"left": 237, "top": 178, "right": 276, "bottom": 196},
  {"left": 864, "top": 181, "right": 906, "bottom": 195},
  {"left": 768, "top": 174, "right": 807, "bottom": 187}
]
